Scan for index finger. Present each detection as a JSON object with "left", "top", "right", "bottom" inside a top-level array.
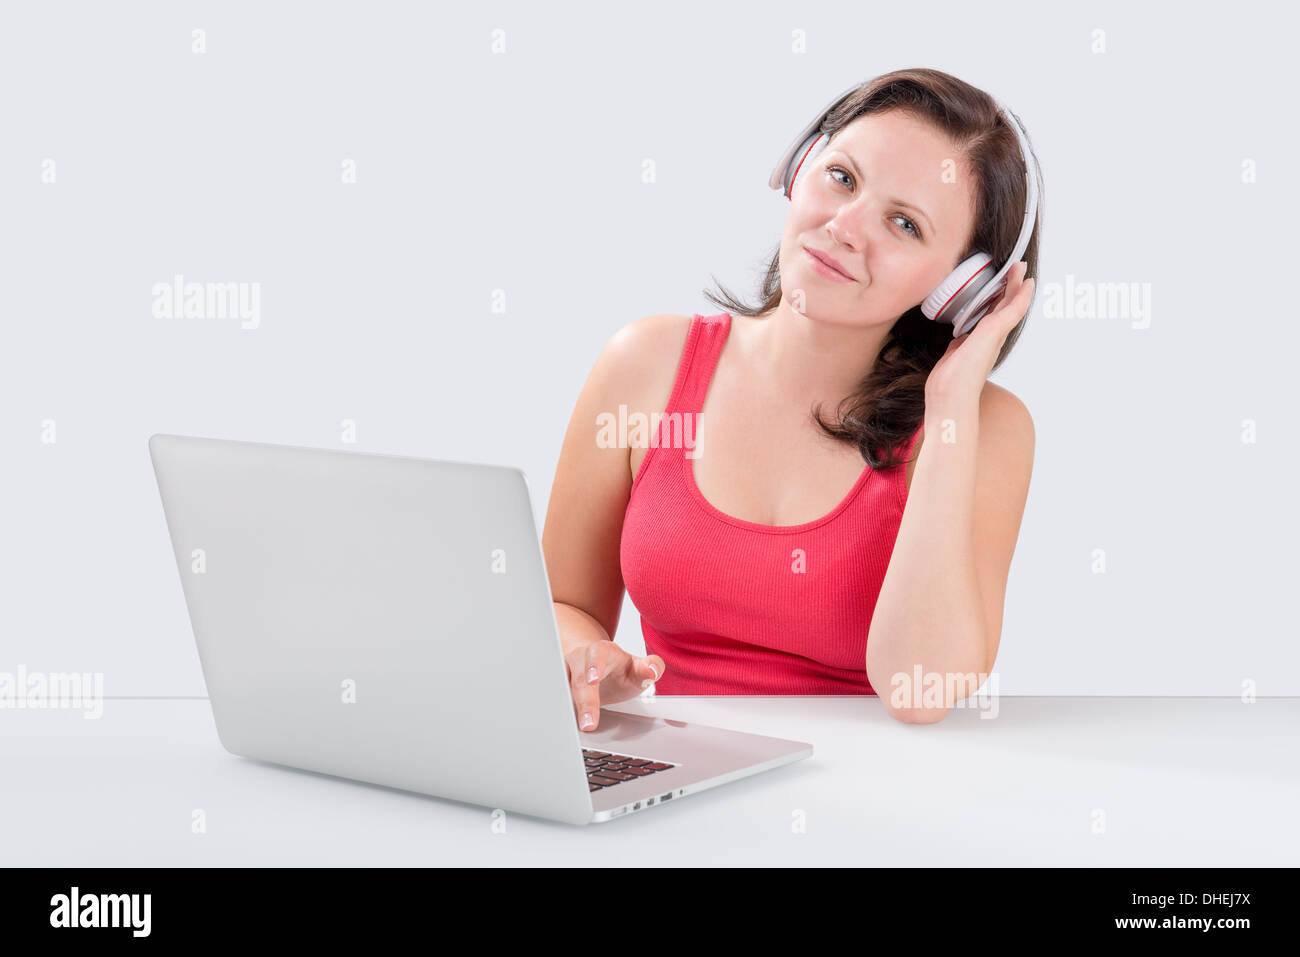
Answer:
[{"left": 571, "top": 639, "right": 611, "bottom": 732}]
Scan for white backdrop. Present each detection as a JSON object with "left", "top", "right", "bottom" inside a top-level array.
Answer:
[{"left": 2, "top": 0, "right": 1296, "bottom": 696}]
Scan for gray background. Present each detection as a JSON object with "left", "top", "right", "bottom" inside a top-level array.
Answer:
[{"left": 2, "top": 0, "right": 1296, "bottom": 697}]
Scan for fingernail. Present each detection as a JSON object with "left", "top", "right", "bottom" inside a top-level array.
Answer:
[
  {"left": 586, "top": 666, "right": 598, "bottom": 684},
  {"left": 649, "top": 663, "right": 660, "bottom": 680},
  {"left": 580, "top": 712, "right": 595, "bottom": 729}
]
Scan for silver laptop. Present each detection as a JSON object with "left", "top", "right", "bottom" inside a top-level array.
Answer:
[{"left": 147, "top": 433, "right": 812, "bottom": 825}]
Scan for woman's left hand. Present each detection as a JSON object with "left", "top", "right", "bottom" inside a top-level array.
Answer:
[{"left": 924, "top": 260, "right": 1035, "bottom": 401}]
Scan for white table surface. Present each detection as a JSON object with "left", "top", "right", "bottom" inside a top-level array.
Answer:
[{"left": 4, "top": 695, "right": 1296, "bottom": 866}]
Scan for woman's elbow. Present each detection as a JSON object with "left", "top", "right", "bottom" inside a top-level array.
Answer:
[{"left": 881, "top": 701, "right": 950, "bottom": 725}]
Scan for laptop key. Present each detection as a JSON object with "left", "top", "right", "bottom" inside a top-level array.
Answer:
[{"left": 581, "top": 748, "right": 677, "bottom": 790}]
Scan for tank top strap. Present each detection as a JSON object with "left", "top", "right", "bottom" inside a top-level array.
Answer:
[
  {"left": 666, "top": 312, "right": 730, "bottom": 415},
  {"left": 631, "top": 312, "right": 729, "bottom": 494}
]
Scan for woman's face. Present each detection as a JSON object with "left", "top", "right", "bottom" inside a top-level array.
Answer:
[{"left": 779, "top": 109, "right": 978, "bottom": 325}]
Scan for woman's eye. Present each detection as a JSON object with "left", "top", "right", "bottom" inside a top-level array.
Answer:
[
  {"left": 826, "top": 167, "right": 923, "bottom": 240},
  {"left": 891, "top": 214, "right": 921, "bottom": 239},
  {"left": 827, "top": 166, "right": 852, "bottom": 188}
]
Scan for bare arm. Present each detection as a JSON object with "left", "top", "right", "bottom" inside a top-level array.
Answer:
[
  {"left": 542, "top": 313, "right": 690, "bottom": 658},
  {"left": 865, "top": 383, "right": 1034, "bottom": 723},
  {"left": 542, "top": 326, "right": 636, "bottom": 651}
]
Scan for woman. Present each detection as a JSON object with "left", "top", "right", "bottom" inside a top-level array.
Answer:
[{"left": 543, "top": 68, "right": 1040, "bottom": 729}]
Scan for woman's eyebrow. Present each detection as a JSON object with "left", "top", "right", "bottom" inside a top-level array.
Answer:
[{"left": 832, "top": 150, "right": 936, "bottom": 237}]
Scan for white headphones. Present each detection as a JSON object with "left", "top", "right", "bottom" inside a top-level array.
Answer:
[{"left": 769, "top": 81, "right": 1041, "bottom": 337}]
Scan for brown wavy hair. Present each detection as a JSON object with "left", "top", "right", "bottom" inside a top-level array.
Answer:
[{"left": 703, "top": 67, "right": 1044, "bottom": 470}]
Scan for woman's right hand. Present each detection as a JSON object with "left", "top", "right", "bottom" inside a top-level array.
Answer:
[{"left": 564, "top": 640, "right": 665, "bottom": 733}]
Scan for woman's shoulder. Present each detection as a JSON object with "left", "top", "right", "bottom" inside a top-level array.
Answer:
[
  {"left": 600, "top": 312, "right": 696, "bottom": 408},
  {"left": 605, "top": 312, "right": 695, "bottom": 360}
]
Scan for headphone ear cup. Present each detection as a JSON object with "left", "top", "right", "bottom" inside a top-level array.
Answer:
[
  {"left": 921, "top": 252, "right": 995, "bottom": 322},
  {"left": 787, "top": 133, "right": 828, "bottom": 199}
]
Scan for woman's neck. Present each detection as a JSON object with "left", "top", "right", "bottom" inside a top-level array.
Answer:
[{"left": 743, "top": 300, "right": 893, "bottom": 409}]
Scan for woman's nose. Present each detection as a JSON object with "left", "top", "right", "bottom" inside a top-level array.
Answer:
[{"left": 826, "top": 207, "right": 865, "bottom": 251}]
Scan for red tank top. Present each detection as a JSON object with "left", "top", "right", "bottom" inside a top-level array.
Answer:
[{"left": 619, "top": 312, "right": 922, "bottom": 695}]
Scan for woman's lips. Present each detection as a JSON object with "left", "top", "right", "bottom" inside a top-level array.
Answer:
[{"left": 804, "top": 247, "right": 855, "bottom": 283}]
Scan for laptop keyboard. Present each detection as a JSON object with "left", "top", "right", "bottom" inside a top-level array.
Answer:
[{"left": 583, "top": 748, "right": 678, "bottom": 791}]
